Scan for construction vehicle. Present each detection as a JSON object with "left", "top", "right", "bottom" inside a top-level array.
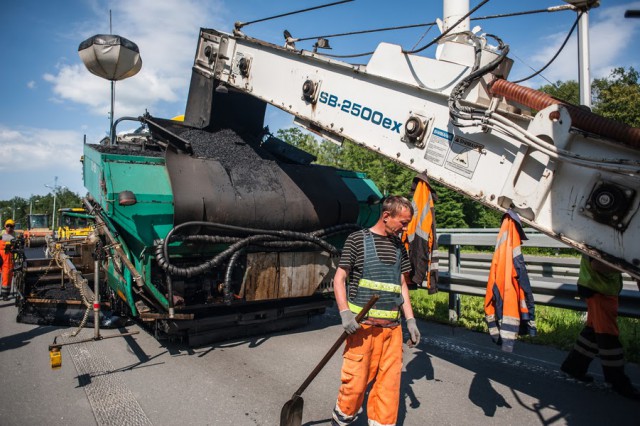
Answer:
[
  {"left": 56, "top": 208, "right": 94, "bottom": 240},
  {"left": 23, "top": 213, "right": 53, "bottom": 247},
  {"left": 183, "top": 1, "right": 639, "bottom": 281},
  {"left": 19, "top": 1, "right": 640, "bottom": 345},
  {"left": 17, "top": 36, "right": 384, "bottom": 345}
]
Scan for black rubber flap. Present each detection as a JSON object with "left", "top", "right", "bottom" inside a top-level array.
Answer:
[{"left": 165, "top": 128, "right": 358, "bottom": 232}]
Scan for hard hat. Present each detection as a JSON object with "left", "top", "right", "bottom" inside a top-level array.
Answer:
[{"left": 5, "top": 218, "right": 15, "bottom": 226}]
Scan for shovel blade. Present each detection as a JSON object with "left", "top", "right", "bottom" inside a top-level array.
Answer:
[{"left": 280, "top": 394, "right": 304, "bottom": 426}]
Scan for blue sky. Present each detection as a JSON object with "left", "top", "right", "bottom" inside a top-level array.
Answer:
[{"left": 1, "top": 0, "right": 639, "bottom": 200}]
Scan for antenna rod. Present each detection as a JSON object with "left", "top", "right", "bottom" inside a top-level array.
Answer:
[{"left": 109, "top": 9, "right": 115, "bottom": 145}]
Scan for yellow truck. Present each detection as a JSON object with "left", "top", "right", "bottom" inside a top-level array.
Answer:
[
  {"left": 23, "top": 214, "right": 53, "bottom": 247},
  {"left": 56, "top": 208, "right": 94, "bottom": 240}
]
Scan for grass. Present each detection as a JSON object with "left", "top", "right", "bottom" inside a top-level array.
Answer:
[{"left": 409, "top": 289, "right": 640, "bottom": 364}]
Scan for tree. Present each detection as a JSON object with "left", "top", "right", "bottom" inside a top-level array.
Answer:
[
  {"left": 538, "top": 66, "right": 639, "bottom": 127},
  {"left": 276, "top": 128, "right": 321, "bottom": 157},
  {"left": 338, "top": 141, "right": 414, "bottom": 196},
  {"left": 592, "top": 67, "right": 640, "bottom": 127},
  {"left": 538, "top": 80, "right": 580, "bottom": 105},
  {"left": 0, "top": 190, "right": 83, "bottom": 230}
]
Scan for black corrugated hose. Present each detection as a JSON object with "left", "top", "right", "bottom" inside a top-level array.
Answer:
[{"left": 153, "top": 222, "right": 360, "bottom": 279}]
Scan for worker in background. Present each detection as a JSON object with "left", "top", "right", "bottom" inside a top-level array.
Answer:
[
  {"left": 1, "top": 218, "right": 16, "bottom": 300},
  {"left": 332, "top": 196, "right": 420, "bottom": 426},
  {"left": 561, "top": 255, "right": 640, "bottom": 400}
]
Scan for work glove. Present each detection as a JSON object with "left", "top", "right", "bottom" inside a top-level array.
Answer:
[
  {"left": 340, "top": 309, "right": 360, "bottom": 334},
  {"left": 406, "top": 318, "right": 420, "bottom": 347}
]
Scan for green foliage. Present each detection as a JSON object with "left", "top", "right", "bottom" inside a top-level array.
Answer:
[
  {"left": 432, "top": 185, "right": 468, "bottom": 228},
  {"left": 538, "top": 66, "right": 639, "bottom": 127},
  {"left": 276, "top": 127, "right": 321, "bottom": 157},
  {"left": 538, "top": 80, "right": 580, "bottom": 104},
  {"left": 592, "top": 67, "right": 640, "bottom": 127},
  {"left": 0, "top": 189, "right": 84, "bottom": 229}
]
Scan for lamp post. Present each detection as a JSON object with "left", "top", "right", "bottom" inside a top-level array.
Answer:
[
  {"left": 29, "top": 197, "right": 40, "bottom": 216},
  {"left": 45, "top": 177, "right": 67, "bottom": 231}
]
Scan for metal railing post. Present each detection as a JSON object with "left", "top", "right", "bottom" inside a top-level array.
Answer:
[
  {"left": 448, "top": 244, "right": 461, "bottom": 322},
  {"left": 94, "top": 258, "right": 100, "bottom": 339}
]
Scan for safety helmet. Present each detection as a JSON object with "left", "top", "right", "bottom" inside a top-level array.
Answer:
[{"left": 4, "top": 219, "right": 15, "bottom": 226}]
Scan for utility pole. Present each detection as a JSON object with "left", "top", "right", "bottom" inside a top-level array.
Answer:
[{"left": 45, "top": 176, "right": 67, "bottom": 231}]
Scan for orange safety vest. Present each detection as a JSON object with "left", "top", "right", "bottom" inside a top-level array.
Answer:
[
  {"left": 403, "top": 172, "right": 438, "bottom": 292},
  {"left": 484, "top": 210, "right": 536, "bottom": 352}
]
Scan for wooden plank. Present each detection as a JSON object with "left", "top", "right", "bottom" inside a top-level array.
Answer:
[{"left": 244, "top": 252, "right": 337, "bottom": 300}]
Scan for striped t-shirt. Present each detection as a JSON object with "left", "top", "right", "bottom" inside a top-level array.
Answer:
[{"left": 338, "top": 230, "right": 411, "bottom": 300}]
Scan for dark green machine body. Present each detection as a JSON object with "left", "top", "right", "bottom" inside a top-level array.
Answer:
[
  {"left": 83, "top": 146, "right": 173, "bottom": 316},
  {"left": 81, "top": 92, "right": 382, "bottom": 343}
]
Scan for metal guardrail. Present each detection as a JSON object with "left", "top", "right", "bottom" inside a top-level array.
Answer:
[{"left": 434, "top": 229, "right": 640, "bottom": 320}]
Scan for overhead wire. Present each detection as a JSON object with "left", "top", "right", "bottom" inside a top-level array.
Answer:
[
  {"left": 317, "top": 0, "right": 491, "bottom": 58},
  {"left": 235, "top": 0, "right": 354, "bottom": 30},
  {"left": 511, "top": 10, "right": 583, "bottom": 84},
  {"left": 292, "top": 3, "right": 576, "bottom": 60},
  {"left": 296, "top": 22, "right": 438, "bottom": 42},
  {"left": 297, "top": 4, "right": 575, "bottom": 44},
  {"left": 411, "top": 24, "right": 436, "bottom": 50},
  {"left": 403, "top": 0, "right": 492, "bottom": 54}
]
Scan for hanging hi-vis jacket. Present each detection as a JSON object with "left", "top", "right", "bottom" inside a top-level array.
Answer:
[
  {"left": 484, "top": 210, "right": 536, "bottom": 352},
  {"left": 402, "top": 172, "right": 438, "bottom": 292}
]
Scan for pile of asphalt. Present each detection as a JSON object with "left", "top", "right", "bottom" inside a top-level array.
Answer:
[
  {"left": 180, "top": 128, "right": 282, "bottom": 189},
  {"left": 88, "top": 144, "right": 164, "bottom": 157}
]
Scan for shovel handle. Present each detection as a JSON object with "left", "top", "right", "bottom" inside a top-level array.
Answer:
[{"left": 292, "top": 294, "right": 379, "bottom": 398}]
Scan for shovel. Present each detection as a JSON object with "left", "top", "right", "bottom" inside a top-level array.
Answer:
[{"left": 280, "top": 294, "right": 380, "bottom": 426}]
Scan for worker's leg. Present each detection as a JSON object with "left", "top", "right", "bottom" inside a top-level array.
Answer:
[
  {"left": 589, "top": 294, "right": 639, "bottom": 399},
  {"left": 366, "top": 325, "right": 402, "bottom": 426},
  {"left": 1, "top": 250, "right": 11, "bottom": 300},
  {"left": 561, "top": 304, "right": 597, "bottom": 382},
  {"left": 333, "top": 325, "right": 375, "bottom": 426}
]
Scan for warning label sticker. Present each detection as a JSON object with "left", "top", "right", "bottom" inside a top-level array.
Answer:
[
  {"left": 425, "top": 128, "right": 483, "bottom": 179},
  {"left": 424, "top": 128, "right": 452, "bottom": 166}
]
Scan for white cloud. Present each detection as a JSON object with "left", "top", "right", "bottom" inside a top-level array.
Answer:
[
  {"left": 45, "top": 0, "right": 227, "bottom": 119},
  {"left": 524, "top": 2, "right": 640, "bottom": 84},
  {"left": 27, "top": 81, "right": 36, "bottom": 90},
  {"left": 0, "top": 125, "right": 84, "bottom": 172},
  {"left": 0, "top": 125, "right": 87, "bottom": 199}
]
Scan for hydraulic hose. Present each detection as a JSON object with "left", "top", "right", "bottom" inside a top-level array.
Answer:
[
  {"left": 489, "top": 79, "right": 640, "bottom": 150},
  {"left": 154, "top": 222, "right": 359, "bottom": 278},
  {"left": 223, "top": 250, "right": 244, "bottom": 305}
]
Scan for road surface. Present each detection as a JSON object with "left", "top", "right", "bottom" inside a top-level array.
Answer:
[{"left": 1, "top": 290, "right": 639, "bottom": 425}]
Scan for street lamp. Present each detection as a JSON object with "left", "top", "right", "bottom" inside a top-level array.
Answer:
[
  {"left": 29, "top": 197, "right": 40, "bottom": 216},
  {"left": 45, "top": 177, "right": 67, "bottom": 231}
]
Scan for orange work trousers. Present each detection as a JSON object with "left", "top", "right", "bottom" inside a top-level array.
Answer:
[
  {"left": 0, "top": 241, "right": 13, "bottom": 293},
  {"left": 334, "top": 324, "right": 403, "bottom": 426},
  {"left": 585, "top": 292, "right": 619, "bottom": 336}
]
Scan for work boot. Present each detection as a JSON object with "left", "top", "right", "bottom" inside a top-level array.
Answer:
[
  {"left": 561, "top": 361, "right": 594, "bottom": 383},
  {"left": 561, "top": 349, "right": 594, "bottom": 383},
  {"left": 610, "top": 376, "right": 640, "bottom": 400},
  {"left": 2, "top": 295, "right": 8, "bottom": 301},
  {"left": 604, "top": 367, "right": 640, "bottom": 400}
]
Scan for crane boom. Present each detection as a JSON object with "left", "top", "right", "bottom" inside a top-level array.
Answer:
[{"left": 183, "top": 27, "right": 640, "bottom": 279}]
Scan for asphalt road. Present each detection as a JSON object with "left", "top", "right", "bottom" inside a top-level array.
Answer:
[{"left": 1, "top": 287, "right": 640, "bottom": 426}]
